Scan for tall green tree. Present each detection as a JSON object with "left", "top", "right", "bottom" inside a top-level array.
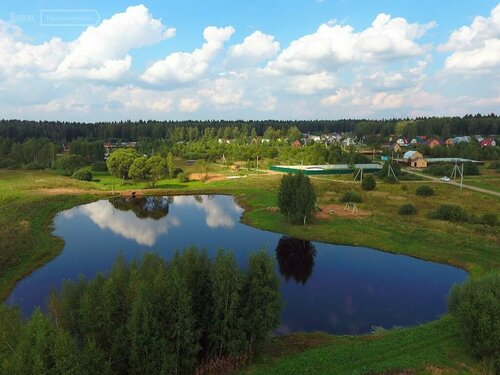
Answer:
[
  {"left": 242, "top": 250, "right": 282, "bottom": 356},
  {"left": 106, "top": 148, "right": 138, "bottom": 180},
  {"left": 209, "top": 250, "right": 245, "bottom": 358},
  {"left": 277, "top": 172, "right": 316, "bottom": 225},
  {"left": 146, "top": 155, "right": 168, "bottom": 186}
]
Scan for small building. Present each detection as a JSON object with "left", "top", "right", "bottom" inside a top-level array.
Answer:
[
  {"left": 291, "top": 140, "right": 301, "bottom": 148},
  {"left": 427, "top": 139, "right": 441, "bottom": 148},
  {"left": 445, "top": 138, "right": 454, "bottom": 146},
  {"left": 480, "top": 138, "right": 496, "bottom": 147},
  {"left": 393, "top": 143, "right": 402, "bottom": 153},
  {"left": 403, "top": 151, "right": 428, "bottom": 168}
]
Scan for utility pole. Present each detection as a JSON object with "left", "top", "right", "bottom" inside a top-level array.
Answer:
[{"left": 256, "top": 155, "right": 259, "bottom": 170}]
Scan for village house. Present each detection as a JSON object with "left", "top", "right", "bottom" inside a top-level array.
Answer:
[
  {"left": 402, "top": 150, "right": 428, "bottom": 168},
  {"left": 427, "top": 138, "right": 441, "bottom": 148},
  {"left": 480, "top": 137, "right": 496, "bottom": 147}
]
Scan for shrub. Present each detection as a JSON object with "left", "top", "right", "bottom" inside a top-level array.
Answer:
[
  {"left": 481, "top": 213, "right": 498, "bottom": 226},
  {"left": 430, "top": 204, "right": 468, "bottom": 222},
  {"left": 383, "top": 175, "right": 398, "bottom": 184},
  {"left": 21, "top": 162, "right": 45, "bottom": 170},
  {"left": 173, "top": 167, "right": 184, "bottom": 178},
  {"left": 487, "top": 161, "right": 500, "bottom": 170},
  {"left": 178, "top": 172, "right": 190, "bottom": 183},
  {"left": 361, "top": 175, "right": 376, "bottom": 191},
  {"left": 415, "top": 185, "right": 434, "bottom": 196},
  {"left": 340, "top": 191, "right": 362, "bottom": 203},
  {"left": 0, "top": 158, "right": 17, "bottom": 168},
  {"left": 71, "top": 169, "right": 93, "bottom": 181},
  {"left": 462, "top": 162, "right": 480, "bottom": 176},
  {"left": 448, "top": 273, "right": 500, "bottom": 366},
  {"left": 398, "top": 203, "right": 417, "bottom": 215},
  {"left": 91, "top": 161, "right": 108, "bottom": 172},
  {"left": 428, "top": 163, "right": 453, "bottom": 177}
]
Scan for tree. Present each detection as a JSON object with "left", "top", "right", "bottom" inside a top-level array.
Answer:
[
  {"left": 242, "top": 250, "right": 281, "bottom": 355},
  {"left": 166, "top": 152, "right": 175, "bottom": 178},
  {"left": 361, "top": 175, "right": 376, "bottom": 191},
  {"left": 106, "top": 148, "right": 138, "bottom": 180},
  {"left": 209, "top": 250, "right": 245, "bottom": 358},
  {"left": 128, "top": 156, "right": 149, "bottom": 182},
  {"left": 277, "top": 172, "right": 316, "bottom": 225},
  {"left": 146, "top": 156, "right": 168, "bottom": 186},
  {"left": 56, "top": 154, "right": 86, "bottom": 175}
]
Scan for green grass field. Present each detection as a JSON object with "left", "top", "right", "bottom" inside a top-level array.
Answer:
[{"left": 0, "top": 168, "right": 498, "bottom": 374}]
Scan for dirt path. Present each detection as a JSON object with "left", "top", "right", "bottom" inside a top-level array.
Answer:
[
  {"left": 403, "top": 168, "right": 500, "bottom": 197},
  {"left": 35, "top": 188, "right": 110, "bottom": 195}
]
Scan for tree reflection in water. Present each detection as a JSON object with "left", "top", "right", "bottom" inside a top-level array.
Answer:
[
  {"left": 275, "top": 236, "right": 316, "bottom": 285},
  {"left": 110, "top": 196, "right": 171, "bottom": 220}
]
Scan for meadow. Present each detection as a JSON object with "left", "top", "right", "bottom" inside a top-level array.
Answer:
[{"left": 0, "top": 167, "right": 498, "bottom": 374}]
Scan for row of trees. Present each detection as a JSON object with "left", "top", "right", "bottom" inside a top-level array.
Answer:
[
  {"left": 0, "top": 137, "right": 57, "bottom": 168},
  {"left": 0, "top": 249, "right": 282, "bottom": 374},
  {"left": 0, "top": 115, "right": 497, "bottom": 144},
  {"left": 106, "top": 149, "right": 175, "bottom": 186}
]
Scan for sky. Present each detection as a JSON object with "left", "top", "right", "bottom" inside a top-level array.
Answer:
[{"left": 0, "top": 0, "right": 499, "bottom": 121}]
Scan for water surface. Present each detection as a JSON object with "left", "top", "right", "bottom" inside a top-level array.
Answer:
[{"left": 7, "top": 195, "right": 467, "bottom": 335}]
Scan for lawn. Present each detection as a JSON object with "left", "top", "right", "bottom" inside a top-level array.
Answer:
[{"left": 0, "top": 168, "right": 498, "bottom": 374}]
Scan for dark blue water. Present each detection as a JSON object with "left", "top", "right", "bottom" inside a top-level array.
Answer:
[{"left": 7, "top": 195, "right": 468, "bottom": 335}]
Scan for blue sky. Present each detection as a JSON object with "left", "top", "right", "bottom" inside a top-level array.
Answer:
[{"left": 0, "top": 1, "right": 499, "bottom": 121}]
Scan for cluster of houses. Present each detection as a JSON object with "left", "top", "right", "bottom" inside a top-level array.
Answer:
[
  {"left": 104, "top": 141, "right": 137, "bottom": 159},
  {"left": 388, "top": 135, "right": 496, "bottom": 153}
]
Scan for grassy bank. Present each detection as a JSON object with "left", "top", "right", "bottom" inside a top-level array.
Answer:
[{"left": 0, "top": 169, "right": 499, "bottom": 374}]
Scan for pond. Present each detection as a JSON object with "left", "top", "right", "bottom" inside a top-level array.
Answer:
[{"left": 7, "top": 195, "right": 468, "bottom": 335}]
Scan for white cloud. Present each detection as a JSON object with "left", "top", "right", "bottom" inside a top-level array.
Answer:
[
  {"left": 78, "top": 200, "right": 170, "bottom": 246},
  {"left": 141, "top": 26, "right": 234, "bottom": 85},
  {"left": 286, "top": 72, "right": 337, "bottom": 95},
  {"left": 179, "top": 97, "right": 202, "bottom": 112},
  {"left": 198, "top": 77, "right": 245, "bottom": 107},
  {"left": 108, "top": 85, "right": 174, "bottom": 112},
  {"left": 267, "top": 14, "right": 434, "bottom": 75},
  {"left": 441, "top": 4, "right": 500, "bottom": 73},
  {"left": 55, "top": 5, "right": 174, "bottom": 81},
  {"left": 229, "top": 31, "right": 280, "bottom": 65}
]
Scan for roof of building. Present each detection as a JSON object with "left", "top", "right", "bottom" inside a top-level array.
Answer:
[{"left": 403, "top": 151, "right": 418, "bottom": 159}]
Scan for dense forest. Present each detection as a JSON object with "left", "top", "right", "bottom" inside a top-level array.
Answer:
[
  {"left": 0, "top": 249, "right": 281, "bottom": 375},
  {"left": 0, "top": 115, "right": 498, "bottom": 144}
]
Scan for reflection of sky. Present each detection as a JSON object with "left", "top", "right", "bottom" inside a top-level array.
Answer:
[
  {"left": 66, "top": 195, "right": 242, "bottom": 246},
  {"left": 6, "top": 195, "right": 468, "bottom": 335},
  {"left": 68, "top": 200, "right": 173, "bottom": 247},
  {"left": 172, "top": 195, "right": 243, "bottom": 228}
]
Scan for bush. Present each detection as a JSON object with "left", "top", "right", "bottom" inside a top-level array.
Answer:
[
  {"left": 481, "top": 213, "right": 498, "bottom": 226},
  {"left": 398, "top": 203, "right": 417, "bottom": 215},
  {"left": 463, "top": 162, "right": 480, "bottom": 176},
  {"left": 487, "top": 161, "right": 500, "bottom": 170},
  {"left": 428, "top": 163, "right": 453, "bottom": 177},
  {"left": 71, "top": 169, "right": 93, "bottom": 181},
  {"left": 340, "top": 191, "right": 363, "bottom": 203},
  {"left": 415, "top": 185, "right": 434, "bottom": 196},
  {"left": 91, "top": 161, "right": 108, "bottom": 172},
  {"left": 173, "top": 167, "right": 184, "bottom": 178},
  {"left": 21, "top": 162, "right": 45, "bottom": 170},
  {"left": 430, "top": 204, "right": 468, "bottom": 222},
  {"left": 383, "top": 175, "right": 398, "bottom": 184},
  {"left": 178, "top": 172, "right": 190, "bottom": 183},
  {"left": 448, "top": 273, "right": 500, "bottom": 365},
  {"left": 361, "top": 175, "right": 376, "bottom": 191},
  {"left": 0, "top": 158, "right": 17, "bottom": 168}
]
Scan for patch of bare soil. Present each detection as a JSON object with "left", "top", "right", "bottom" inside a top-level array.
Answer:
[
  {"left": 188, "top": 173, "right": 227, "bottom": 183},
  {"left": 315, "top": 204, "right": 370, "bottom": 219}
]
